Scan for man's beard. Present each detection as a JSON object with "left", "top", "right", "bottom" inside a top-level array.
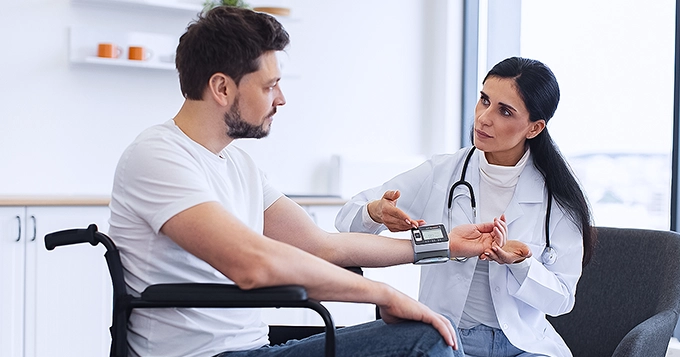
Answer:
[{"left": 224, "top": 97, "right": 274, "bottom": 139}]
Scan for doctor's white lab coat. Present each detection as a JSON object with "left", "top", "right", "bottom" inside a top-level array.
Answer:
[{"left": 335, "top": 147, "right": 584, "bottom": 357}]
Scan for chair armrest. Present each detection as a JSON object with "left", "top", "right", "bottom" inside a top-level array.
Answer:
[
  {"left": 613, "top": 309, "right": 679, "bottom": 357},
  {"left": 345, "top": 267, "right": 364, "bottom": 276},
  {"left": 141, "top": 283, "right": 308, "bottom": 307}
]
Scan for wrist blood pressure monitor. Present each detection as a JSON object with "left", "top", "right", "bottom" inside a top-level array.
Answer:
[{"left": 410, "top": 224, "right": 450, "bottom": 264}]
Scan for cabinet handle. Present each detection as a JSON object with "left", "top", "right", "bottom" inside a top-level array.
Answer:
[
  {"left": 15, "top": 215, "right": 21, "bottom": 242},
  {"left": 30, "top": 215, "right": 37, "bottom": 242}
]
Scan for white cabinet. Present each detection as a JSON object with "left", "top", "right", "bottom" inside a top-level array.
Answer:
[
  {"left": 302, "top": 204, "right": 343, "bottom": 233},
  {"left": 299, "top": 202, "right": 421, "bottom": 325},
  {"left": 0, "top": 205, "right": 112, "bottom": 357},
  {"left": 303, "top": 203, "right": 377, "bottom": 326},
  {"left": 0, "top": 207, "right": 25, "bottom": 357}
]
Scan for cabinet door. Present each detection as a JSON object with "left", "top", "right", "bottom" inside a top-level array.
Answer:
[
  {"left": 0, "top": 207, "right": 27, "bottom": 357},
  {"left": 24, "top": 206, "right": 112, "bottom": 357},
  {"left": 302, "top": 205, "right": 343, "bottom": 232}
]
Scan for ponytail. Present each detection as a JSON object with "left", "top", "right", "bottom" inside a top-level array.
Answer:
[{"left": 485, "top": 57, "right": 596, "bottom": 266}]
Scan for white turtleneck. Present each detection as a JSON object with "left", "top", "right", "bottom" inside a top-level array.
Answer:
[{"left": 459, "top": 148, "right": 530, "bottom": 329}]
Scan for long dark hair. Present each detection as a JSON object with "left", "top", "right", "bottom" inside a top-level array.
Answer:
[{"left": 484, "top": 57, "right": 596, "bottom": 266}]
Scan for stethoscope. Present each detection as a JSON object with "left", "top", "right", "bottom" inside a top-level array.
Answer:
[{"left": 446, "top": 147, "right": 557, "bottom": 265}]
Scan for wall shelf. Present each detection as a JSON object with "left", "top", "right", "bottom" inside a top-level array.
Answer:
[
  {"left": 69, "top": 26, "right": 178, "bottom": 71},
  {"left": 72, "top": 0, "right": 301, "bottom": 22},
  {"left": 79, "top": 56, "right": 175, "bottom": 71},
  {"left": 72, "top": 0, "right": 204, "bottom": 14},
  {"left": 68, "top": 2, "right": 300, "bottom": 75}
]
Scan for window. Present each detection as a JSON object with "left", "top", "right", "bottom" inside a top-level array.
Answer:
[{"left": 519, "top": 0, "right": 676, "bottom": 229}]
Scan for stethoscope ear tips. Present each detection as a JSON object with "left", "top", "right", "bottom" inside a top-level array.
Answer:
[{"left": 541, "top": 246, "right": 557, "bottom": 265}]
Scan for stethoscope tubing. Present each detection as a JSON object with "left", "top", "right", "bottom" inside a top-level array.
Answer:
[
  {"left": 447, "top": 147, "right": 477, "bottom": 216},
  {"left": 447, "top": 146, "right": 556, "bottom": 265}
]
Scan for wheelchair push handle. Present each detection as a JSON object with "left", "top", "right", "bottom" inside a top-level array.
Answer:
[{"left": 45, "top": 223, "right": 100, "bottom": 250}]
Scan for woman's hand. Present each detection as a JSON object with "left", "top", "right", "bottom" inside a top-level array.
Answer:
[
  {"left": 366, "top": 190, "right": 425, "bottom": 232},
  {"left": 449, "top": 215, "right": 507, "bottom": 257},
  {"left": 481, "top": 240, "right": 532, "bottom": 264}
]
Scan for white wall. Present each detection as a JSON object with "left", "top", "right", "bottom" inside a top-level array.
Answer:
[{"left": 0, "top": 0, "right": 462, "bottom": 196}]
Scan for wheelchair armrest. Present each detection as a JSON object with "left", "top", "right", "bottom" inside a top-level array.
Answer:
[
  {"left": 141, "top": 283, "right": 309, "bottom": 308},
  {"left": 139, "top": 283, "right": 337, "bottom": 357},
  {"left": 345, "top": 266, "right": 363, "bottom": 276},
  {"left": 140, "top": 268, "right": 362, "bottom": 307}
]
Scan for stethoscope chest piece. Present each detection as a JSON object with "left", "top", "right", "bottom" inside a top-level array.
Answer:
[{"left": 541, "top": 246, "right": 557, "bottom": 265}]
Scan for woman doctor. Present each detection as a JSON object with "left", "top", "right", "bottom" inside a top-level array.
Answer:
[{"left": 335, "top": 57, "right": 595, "bottom": 357}]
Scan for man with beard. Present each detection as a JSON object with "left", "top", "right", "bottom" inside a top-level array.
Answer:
[{"left": 108, "top": 6, "right": 506, "bottom": 357}]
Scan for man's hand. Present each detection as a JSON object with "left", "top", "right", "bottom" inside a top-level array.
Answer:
[
  {"left": 366, "top": 190, "right": 426, "bottom": 232},
  {"left": 449, "top": 215, "right": 508, "bottom": 257},
  {"left": 481, "top": 240, "right": 532, "bottom": 264},
  {"left": 376, "top": 284, "right": 458, "bottom": 350}
]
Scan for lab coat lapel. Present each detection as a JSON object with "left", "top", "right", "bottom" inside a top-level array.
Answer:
[
  {"left": 503, "top": 160, "right": 545, "bottom": 226},
  {"left": 449, "top": 149, "right": 482, "bottom": 225}
]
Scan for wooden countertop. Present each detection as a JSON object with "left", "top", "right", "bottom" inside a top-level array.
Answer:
[
  {"left": 0, "top": 195, "right": 347, "bottom": 207},
  {"left": 0, "top": 195, "right": 111, "bottom": 206}
]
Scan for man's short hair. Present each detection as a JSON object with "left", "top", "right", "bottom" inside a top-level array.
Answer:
[{"left": 176, "top": 6, "right": 290, "bottom": 100}]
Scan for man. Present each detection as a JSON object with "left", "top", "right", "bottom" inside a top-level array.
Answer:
[{"left": 108, "top": 6, "right": 505, "bottom": 357}]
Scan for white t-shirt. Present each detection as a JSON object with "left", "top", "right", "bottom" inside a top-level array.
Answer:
[{"left": 108, "top": 120, "right": 283, "bottom": 357}]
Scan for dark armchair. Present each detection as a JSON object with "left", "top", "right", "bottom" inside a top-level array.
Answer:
[{"left": 547, "top": 226, "right": 680, "bottom": 357}]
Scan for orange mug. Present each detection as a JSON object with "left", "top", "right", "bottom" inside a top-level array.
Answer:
[
  {"left": 97, "top": 43, "right": 122, "bottom": 58},
  {"left": 128, "top": 46, "right": 152, "bottom": 61}
]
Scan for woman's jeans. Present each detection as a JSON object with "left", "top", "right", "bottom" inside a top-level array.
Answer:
[{"left": 457, "top": 325, "right": 547, "bottom": 357}]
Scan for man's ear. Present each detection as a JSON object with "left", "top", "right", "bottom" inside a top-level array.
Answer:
[
  {"left": 206, "top": 73, "right": 236, "bottom": 106},
  {"left": 526, "top": 120, "right": 546, "bottom": 139}
]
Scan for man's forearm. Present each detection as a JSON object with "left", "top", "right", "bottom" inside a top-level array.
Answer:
[{"left": 322, "top": 232, "right": 414, "bottom": 267}]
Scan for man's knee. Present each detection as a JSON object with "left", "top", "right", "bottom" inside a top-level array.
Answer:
[{"left": 381, "top": 321, "right": 460, "bottom": 357}]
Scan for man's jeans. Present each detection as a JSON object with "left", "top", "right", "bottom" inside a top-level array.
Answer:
[{"left": 218, "top": 319, "right": 463, "bottom": 357}]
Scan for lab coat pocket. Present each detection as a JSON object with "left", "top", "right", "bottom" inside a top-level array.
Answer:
[
  {"left": 419, "top": 263, "right": 468, "bottom": 317},
  {"left": 510, "top": 217, "right": 544, "bottom": 246},
  {"left": 525, "top": 242, "right": 544, "bottom": 260}
]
